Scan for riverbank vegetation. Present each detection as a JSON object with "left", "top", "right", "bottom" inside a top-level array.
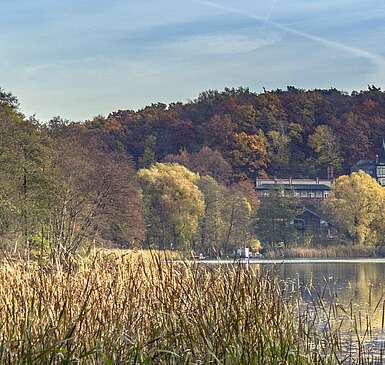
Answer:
[
  {"left": 264, "top": 244, "right": 376, "bottom": 259},
  {"left": 0, "top": 250, "right": 382, "bottom": 364},
  {"left": 3, "top": 85, "right": 385, "bottom": 362}
]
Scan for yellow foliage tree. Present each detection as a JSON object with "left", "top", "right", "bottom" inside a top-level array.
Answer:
[
  {"left": 231, "top": 130, "right": 269, "bottom": 178},
  {"left": 138, "top": 163, "right": 205, "bottom": 250},
  {"left": 324, "top": 171, "right": 385, "bottom": 245}
]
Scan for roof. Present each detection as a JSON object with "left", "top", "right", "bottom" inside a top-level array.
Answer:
[
  {"left": 351, "top": 159, "right": 376, "bottom": 175},
  {"left": 295, "top": 207, "right": 331, "bottom": 225},
  {"left": 256, "top": 184, "right": 331, "bottom": 191},
  {"left": 297, "top": 207, "right": 323, "bottom": 220},
  {"left": 353, "top": 159, "right": 376, "bottom": 168}
]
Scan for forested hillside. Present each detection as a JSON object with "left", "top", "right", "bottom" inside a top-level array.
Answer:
[
  {"left": 2, "top": 85, "right": 385, "bottom": 254},
  {"left": 77, "top": 85, "right": 385, "bottom": 181}
]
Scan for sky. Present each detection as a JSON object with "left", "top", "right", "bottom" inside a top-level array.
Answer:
[{"left": 1, "top": 0, "right": 385, "bottom": 122}]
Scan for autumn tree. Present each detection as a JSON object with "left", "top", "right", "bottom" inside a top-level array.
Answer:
[
  {"left": 138, "top": 163, "right": 205, "bottom": 250},
  {"left": 80, "top": 86, "right": 385, "bottom": 181},
  {"left": 46, "top": 136, "right": 145, "bottom": 263},
  {"left": 221, "top": 189, "right": 254, "bottom": 253},
  {"left": 196, "top": 176, "right": 225, "bottom": 254},
  {"left": 308, "top": 125, "right": 342, "bottom": 175},
  {"left": 0, "top": 94, "right": 53, "bottom": 252},
  {"left": 324, "top": 172, "right": 385, "bottom": 245},
  {"left": 231, "top": 130, "right": 269, "bottom": 179},
  {"left": 232, "top": 104, "right": 258, "bottom": 133},
  {"left": 337, "top": 111, "right": 372, "bottom": 167},
  {"left": 267, "top": 130, "right": 290, "bottom": 176},
  {"left": 196, "top": 176, "right": 258, "bottom": 255},
  {"left": 207, "top": 114, "right": 234, "bottom": 149},
  {"left": 164, "top": 146, "right": 233, "bottom": 183},
  {"left": 6, "top": 84, "right": 385, "bottom": 256},
  {"left": 255, "top": 190, "right": 299, "bottom": 246}
]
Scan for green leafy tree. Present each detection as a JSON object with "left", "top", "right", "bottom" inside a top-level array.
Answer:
[
  {"left": 196, "top": 176, "right": 257, "bottom": 256},
  {"left": 309, "top": 125, "right": 342, "bottom": 175},
  {"left": 255, "top": 190, "right": 299, "bottom": 246},
  {"left": 0, "top": 87, "right": 19, "bottom": 109},
  {"left": 196, "top": 176, "right": 226, "bottom": 254},
  {"left": 139, "top": 135, "right": 157, "bottom": 168},
  {"left": 222, "top": 191, "right": 253, "bottom": 253},
  {"left": 0, "top": 102, "right": 53, "bottom": 251}
]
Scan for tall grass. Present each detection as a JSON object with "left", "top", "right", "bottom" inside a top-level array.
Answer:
[
  {"left": 264, "top": 244, "right": 375, "bottom": 259},
  {"left": 0, "top": 250, "right": 381, "bottom": 364}
]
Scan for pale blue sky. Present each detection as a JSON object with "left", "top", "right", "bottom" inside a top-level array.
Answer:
[{"left": 1, "top": 0, "right": 385, "bottom": 121}]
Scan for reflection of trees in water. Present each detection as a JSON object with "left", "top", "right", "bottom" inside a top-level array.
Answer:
[
  {"left": 262, "top": 262, "right": 385, "bottom": 330},
  {"left": 258, "top": 262, "right": 385, "bottom": 358}
]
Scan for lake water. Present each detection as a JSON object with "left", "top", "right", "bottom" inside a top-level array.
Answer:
[
  {"left": 269, "top": 260, "right": 385, "bottom": 359},
  {"left": 258, "top": 259, "right": 385, "bottom": 312},
  {"left": 200, "top": 259, "right": 385, "bottom": 316},
  {"left": 199, "top": 258, "right": 385, "bottom": 359}
]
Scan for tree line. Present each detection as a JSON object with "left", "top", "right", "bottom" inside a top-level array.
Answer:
[
  {"left": 100, "top": 85, "right": 385, "bottom": 180},
  {"left": 2, "top": 85, "right": 385, "bottom": 259}
]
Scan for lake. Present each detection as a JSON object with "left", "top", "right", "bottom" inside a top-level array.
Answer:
[
  {"left": 271, "top": 260, "right": 385, "bottom": 359},
  {"left": 200, "top": 258, "right": 385, "bottom": 313},
  {"left": 199, "top": 258, "right": 385, "bottom": 359}
]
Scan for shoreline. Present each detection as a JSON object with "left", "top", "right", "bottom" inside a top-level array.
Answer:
[{"left": 190, "top": 257, "right": 385, "bottom": 264}]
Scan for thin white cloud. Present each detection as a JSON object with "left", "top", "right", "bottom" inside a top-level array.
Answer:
[
  {"left": 196, "top": 0, "right": 385, "bottom": 83},
  {"left": 160, "top": 34, "right": 279, "bottom": 55}
]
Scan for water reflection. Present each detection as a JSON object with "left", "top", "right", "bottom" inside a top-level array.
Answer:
[
  {"left": 262, "top": 263, "right": 385, "bottom": 324},
  {"left": 260, "top": 262, "right": 385, "bottom": 359}
]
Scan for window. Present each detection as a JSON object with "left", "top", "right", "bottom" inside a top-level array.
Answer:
[{"left": 377, "top": 166, "right": 385, "bottom": 177}]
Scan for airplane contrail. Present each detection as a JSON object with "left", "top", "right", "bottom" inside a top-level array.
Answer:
[
  {"left": 263, "top": 0, "right": 278, "bottom": 28},
  {"left": 195, "top": 0, "right": 385, "bottom": 83}
]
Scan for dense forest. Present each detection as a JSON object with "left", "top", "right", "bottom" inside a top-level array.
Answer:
[
  {"left": 2, "top": 85, "right": 385, "bottom": 258},
  {"left": 96, "top": 85, "right": 385, "bottom": 180}
]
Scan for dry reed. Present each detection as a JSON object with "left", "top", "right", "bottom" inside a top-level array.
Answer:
[
  {"left": 0, "top": 250, "right": 381, "bottom": 364},
  {"left": 264, "top": 245, "right": 375, "bottom": 259}
]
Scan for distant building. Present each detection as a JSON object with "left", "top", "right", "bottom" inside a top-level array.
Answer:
[
  {"left": 255, "top": 178, "right": 332, "bottom": 199},
  {"left": 293, "top": 207, "right": 335, "bottom": 243},
  {"left": 256, "top": 139, "right": 385, "bottom": 202},
  {"left": 294, "top": 207, "right": 330, "bottom": 232},
  {"left": 351, "top": 139, "right": 385, "bottom": 186}
]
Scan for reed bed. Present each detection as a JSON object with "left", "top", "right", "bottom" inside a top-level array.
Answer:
[
  {"left": 0, "top": 250, "right": 382, "bottom": 364},
  {"left": 264, "top": 245, "right": 375, "bottom": 259}
]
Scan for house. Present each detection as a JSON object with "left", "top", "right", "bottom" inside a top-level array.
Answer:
[
  {"left": 293, "top": 207, "right": 333, "bottom": 242},
  {"left": 255, "top": 178, "right": 332, "bottom": 199},
  {"left": 351, "top": 138, "right": 385, "bottom": 186},
  {"left": 294, "top": 207, "right": 329, "bottom": 229}
]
